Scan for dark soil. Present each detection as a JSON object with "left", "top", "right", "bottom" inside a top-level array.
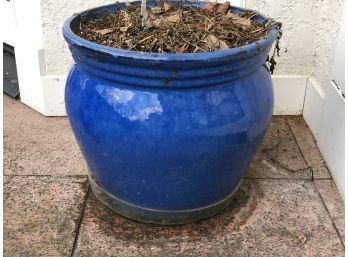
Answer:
[{"left": 78, "top": 1, "right": 280, "bottom": 54}]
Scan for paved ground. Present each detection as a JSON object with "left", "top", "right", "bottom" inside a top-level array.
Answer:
[{"left": 3, "top": 95, "right": 345, "bottom": 257}]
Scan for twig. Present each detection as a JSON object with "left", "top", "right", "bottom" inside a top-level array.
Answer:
[
  {"left": 128, "top": 35, "right": 153, "bottom": 50},
  {"left": 262, "top": 133, "right": 312, "bottom": 174},
  {"left": 168, "top": 22, "right": 205, "bottom": 52}
]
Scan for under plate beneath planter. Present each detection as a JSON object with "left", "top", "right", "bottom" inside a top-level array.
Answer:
[{"left": 89, "top": 175, "right": 242, "bottom": 225}]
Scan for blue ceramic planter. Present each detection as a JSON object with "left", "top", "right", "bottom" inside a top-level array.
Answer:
[{"left": 63, "top": 1, "right": 279, "bottom": 224}]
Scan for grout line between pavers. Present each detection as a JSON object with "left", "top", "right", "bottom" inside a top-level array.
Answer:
[
  {"left": 285, "top": 117, "right": 344, "bottom": 246},
  {"left": 312, "top": 177, "right": 335, "bottom": 180},
  {"left": 314, "top": 183, "right": 345, "bottom": 246},
  {"left": 244, "top": 177, "right": 314, "bottom": 180},
  {"left": 6, "top": 174, "right": 89, "bottom": 178},
  {"left": 70, "top": 183, "right": 90, "bottom": 257},
  {"left": 285, "top": 117, "right": 314, "bottom": 180},
  {"left": 286, "top": 117, "right": 332, "bottom": 179},
  {"left": 285, "top": 116, "right": 329, "bottom": 181},
  {"left": 3, "top": 175, "right": 14, "bottom": 181}
]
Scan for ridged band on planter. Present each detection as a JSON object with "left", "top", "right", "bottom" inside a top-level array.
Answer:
[{"left": 63, "top": 1, "right": 280, "bottom": 224}]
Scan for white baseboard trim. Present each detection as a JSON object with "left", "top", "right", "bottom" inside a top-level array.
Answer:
[
  {"left": 303, "top": 76, "right": 345, "bottom": 200},
  {"left": 37, "top": 74, "right": 309, "bottom": 117},
  {"left": 41, "top": 75, "right": 67, "bottom": 116},
  {"left": 272, "top": 75, "right": 308, "bottom": 115}
]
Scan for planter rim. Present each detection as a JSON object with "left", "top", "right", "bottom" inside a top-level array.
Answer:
[{"left": 62, "top": 1, "right": 280, "bottom": 63}]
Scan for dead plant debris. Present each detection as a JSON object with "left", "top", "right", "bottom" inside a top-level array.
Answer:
[
  {"left": 298, "top": 235, "right": 307, "bottom": 244},
  {"left": 78, "top": 1, "right": 280, "bottom": 55}
]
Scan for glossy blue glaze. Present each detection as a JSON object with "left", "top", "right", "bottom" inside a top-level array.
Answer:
[{"left": 63, "top": 1, "right": 279, "bottom": 222}]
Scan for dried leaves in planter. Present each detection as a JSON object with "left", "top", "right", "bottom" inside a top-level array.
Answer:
[{"left": 78, "top": 1, "right": 279, "bottom": 54}]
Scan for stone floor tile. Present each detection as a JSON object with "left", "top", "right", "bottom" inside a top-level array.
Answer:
[
  {"left": 286, "top": 116, "right": 331, "bottom": 178},
  {"left": 4, "top": 96, "right": 86, "bottom": 175},
  {"left": 73, "top": 179, "right": 343, "bottom": 257},
  {"left": 247, "top": 117, "right": 312, "bottom": 179},
  {"left": 315, "top": 179, "right": 344, "bottom": 242},
  {"left": 4, "top": 176, "right": 89, "bottom": 257}
]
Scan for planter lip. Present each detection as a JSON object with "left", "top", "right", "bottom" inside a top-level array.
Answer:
[{"left": 62, "top": 1, "right": 280, "bottom": 63}]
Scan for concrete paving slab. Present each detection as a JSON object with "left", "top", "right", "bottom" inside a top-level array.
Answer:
[
  {"left": 315, "top": 179, "right": 344, "bottom": 242},
  {"left": 247, "top": 117, "right": 312, "bottom": 179},
  {"left": 286, "top": 116, "right": 331, "bottom": 178},
  {"left": 4, "top": 176, "right": 89, "bottom": 257},
  {"left": 73, "top": 179, "right": 343, "bottom": 257},
  {"left": 4, "top": 96, "right": 86, "bottom": 176}
]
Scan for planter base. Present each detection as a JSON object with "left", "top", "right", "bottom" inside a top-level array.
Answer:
[{"left": 89, "top": 175, "right": 242, "bottom": 225}]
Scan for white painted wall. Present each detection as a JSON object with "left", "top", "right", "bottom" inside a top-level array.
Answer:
[
  {"left": 245, "top": 0, "right": 316, "bottom": 76},
  {"left": 40, "top": 0, "right": 116, "bottom": 75},
  {"left": 331, "top": 16, "right": 345, "bottom": 95},
  {"left": 311, "top": 0, "right": 345, "bottom": 95}
]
